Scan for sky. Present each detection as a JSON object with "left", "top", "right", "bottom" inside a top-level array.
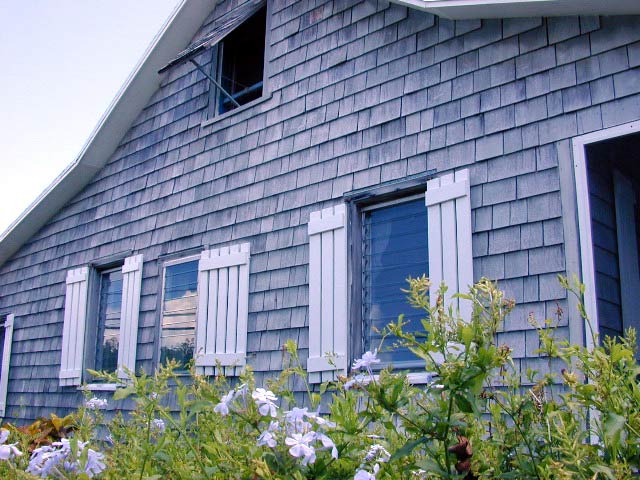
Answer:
[{"left": 0, "top": 0, "right": 182, "bottom": 234}]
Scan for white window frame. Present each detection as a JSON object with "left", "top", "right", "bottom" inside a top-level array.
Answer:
[
  {"left": 572, "top": 120, "right": 640, "bottom": 350},
  {"left": 60, "top": 254, "right": 143, "bottom": 389}
]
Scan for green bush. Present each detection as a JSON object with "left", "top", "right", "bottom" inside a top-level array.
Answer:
[{"left": 1, "top": 276, "right": 638, "bottom": 479}]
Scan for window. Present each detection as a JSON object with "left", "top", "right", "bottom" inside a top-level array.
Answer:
[
  {"left": 59, "top": 254, "right": 143, "bottom": 387},
  {"left": 0, "top": 314, "right": 14, "bottom": 418},
  {"left": 306, "top": 169, "right": 473, "bottom": 381},
  {"left": 208, "top": 4, "right": 267, "bottom": 116},
  {"left": 362, "top": 196, "right": 429, "bottom": 368},
  {"left": 159, "top": 244, "right": 251, "bottom": 376},
  {"left": 160, "top": 258, "right": 199, "bottom": 368},
  {"left": 93, "top": 268, "right": 123, "bottom": 374}
]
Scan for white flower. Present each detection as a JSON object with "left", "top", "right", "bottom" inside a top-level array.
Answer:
[
  {"left": 352, "top": 350, "right": 380, "bottom": 372},
  {"left": 365, "top": 444, "right": 390, "bottom": 463},
  {"left": 28, "top": 439, "right": 105, "bottom": 478},
  {"left": 257, "top": 421, "right": 280, "bottom": 448},
  {"left": 151, "top": 418, "right": 165, "bottom": 433},
  {"left": 252, "top": 388, "right": 278, "bottom": 418},
  {"left": 285, "top": 432, "right": 317, "bottom": 466},
  {"left": 0, "top": 429, "right": 22, "bottom": 460},
  {"left": 284, "top": 407, "right": 313, "bottom": 433},
  {"left": 214, "top": 390, "right": 235, "bottom": 416},
  {"left": 354, "top": 464, "right": 380, "bottom": 480},
  {"left": 85, "top": 397, "right": 108, "bottom": 410},
  {"left": 316, "top": 432, "right": 339, "bottom": 459}
]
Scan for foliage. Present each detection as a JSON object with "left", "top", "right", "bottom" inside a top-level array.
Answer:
[{"left": 1, "top": 276, "right": 639, "bottom": 479}]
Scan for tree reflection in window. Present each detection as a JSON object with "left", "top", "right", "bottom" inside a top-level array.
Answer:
[{"left": 161, "top": 260, "right": 198, "bottom": 369}]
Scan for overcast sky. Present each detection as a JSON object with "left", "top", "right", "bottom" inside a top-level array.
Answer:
[{"left": 0, "top": 0, "right": 182, "bottom": 234}]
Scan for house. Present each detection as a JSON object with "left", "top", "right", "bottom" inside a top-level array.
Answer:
[{"left": 0, "top": 0, "right": 639, "bottom": 423}]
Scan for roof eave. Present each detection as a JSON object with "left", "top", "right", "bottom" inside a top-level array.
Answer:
[
  {"left": 0, "top": 0, "right": 216, "bottom": 268},
  {"left": 391, "top": 0, "right": 640, "bottom": 19}
]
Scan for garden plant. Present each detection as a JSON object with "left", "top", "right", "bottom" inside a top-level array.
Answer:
[{"left": 0, "top": 275, "right": 638, "bottom": 479}]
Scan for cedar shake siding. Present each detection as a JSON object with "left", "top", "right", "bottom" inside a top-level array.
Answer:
[{"left": 0, "top": 0, "right": 639, "bottom": 422}]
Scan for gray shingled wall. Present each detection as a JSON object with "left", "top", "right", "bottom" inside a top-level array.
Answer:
[{"left": 1, "top": 0, "right": 639, "bottom": 422}]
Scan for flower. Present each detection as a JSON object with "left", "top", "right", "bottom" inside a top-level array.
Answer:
[
  {"left": 85, "top": 397, "right": 108, "bottom": 410},
  {"left": 352, "top": 350, "right": 380, "bottom": 372},
  {"left": 354, "top": 463, "right": 380, "bottom": 480},
  {"left": 214, "top": 390, "right": 235, "bottom": 416},
  {"left": 0, "top": 429, "right": 22, "bottom": 460},
  {"left": 365, "top": 444, "right": 390, "bottom": 463},
  {"left": 316, "top": 432, "right": 339, "bottom": 459},
  {"left": 257, "top": 421, "right": 280, "bottom": 448},
  {"left": 252, "top": 388, "right": 278, "bottom": 418},
  {"left": 285, "top": 432, "right": 317, "bottom": 466},
  {"left": 28, "top": 439, "right": 105, "bottom": 478},
  {"left": 151, "top": 418, "right": 166, "bottom": 434}
]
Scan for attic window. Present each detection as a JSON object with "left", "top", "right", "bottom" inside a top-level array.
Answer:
[{"left": 210, "top": 5, "right": 267, "bottom": 115}]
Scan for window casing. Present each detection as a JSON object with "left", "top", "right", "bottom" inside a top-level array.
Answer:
[
  {"left": 208, "top": 5, "right": 267, "bottom": 117},
  {"left": 92, "top": 268, "right": 123, "bottom": 375},
  {"left": 159, "top": 257, "right": 199, "bottom": 369},
  {"left": 0, "top": 314, "right": 14, "bottom": 418},
  {"left": 361, "top": 195, "right": 429, "bottom": 369}
]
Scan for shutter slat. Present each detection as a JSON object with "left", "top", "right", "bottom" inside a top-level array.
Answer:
[
  {"left": 425, "top": 169, "right": 473, "bottom": 317},
  {"left": 307, "top": 204, "right": 347, "bottom": 384},
  {"left": 118, "top": 254, "right": 143, "bottom": 378},
  {"left": 196, "top": 243, "right": 250, "bottom": 375},
  {"left": 0, "top": 314, "right": 15, "bottom": 418},
  {"left": 60, "top": 267, "right": 89, "bottom": 386}
]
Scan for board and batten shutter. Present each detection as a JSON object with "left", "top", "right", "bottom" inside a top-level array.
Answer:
[
  {"left": 60, "top": 267, "right": 90, "bottom": 386},
  {"left": 307, "top": 204, "right": 348, "bottom": 384},
  {"left": 195, "top": 243, "right": 250, "bottom": 376},
  {"left": 0, "top": 314, "right": 15, "bottom": 418},
  {"left": 425, "top": 169, "right": 474, "bottom": 321},
  {"left": 117, "top": 254, "right": 144, "bottom": 379}
]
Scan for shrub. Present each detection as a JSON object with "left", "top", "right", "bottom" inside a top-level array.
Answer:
[{"left": 1, "top": 276, "right": 638, "bottom": 479}]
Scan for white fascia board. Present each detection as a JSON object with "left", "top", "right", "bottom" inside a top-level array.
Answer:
[
  {"left": 0, "top": 0, "right": 216, "bottom": 267},
  {"left": 391, "top": 0, "right": 640, "bottom": 19}
]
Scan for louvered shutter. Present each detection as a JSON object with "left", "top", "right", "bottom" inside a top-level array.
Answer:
[
  {"left": 425, "top": 169, "right": 474, "bottom": 320},
  {"left": 117, "top": 254, "right": 143, "bottom": 379},
  {"left": 60, "top": 267, "right": 89, "bottom": 386},
  {"left": 0, "top": 314, "right": 15, "bottom": 418},
  {"left": 195, "top": 243, "right": 250, "bottom": 376},
  {"left": 307, "top": 204, "right": 348, "bottom": 384}
]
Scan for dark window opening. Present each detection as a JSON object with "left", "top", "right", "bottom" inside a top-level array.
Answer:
[
  {"left": 362, "top": 196, "right": 429, "bottom": 369},
  {"left": 95, "top": 268, "right": 123, "bottom": 374},
  {"left": 214, "top": 6, "right": 266, "bottom": 115}
]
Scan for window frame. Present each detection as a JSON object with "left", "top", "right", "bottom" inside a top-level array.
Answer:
[
  {"left": 345, "top": 173, "right": 435, "bottom": 373},
  {"left": 84, "top": 265, "right": 124, "bottom": 384},
  {"left": 0, "top": 313, "right": 14, "bottom": 418},
  {"left": 204, "top": 1, "right": 272, "bottom": 123},
  {"left": 156, "top": 254, "right": 201, "bottom": 372}
]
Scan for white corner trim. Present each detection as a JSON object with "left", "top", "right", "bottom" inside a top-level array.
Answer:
[{"left": 571, "top": 120, "right": 640, "bottom": 350}]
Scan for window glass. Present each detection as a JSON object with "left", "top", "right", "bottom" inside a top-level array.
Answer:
[
  {"left": 161, "top": 260, "right": 198, "bottom": 367},
  {"left": 215, "top": 6, "right": 266, "bottom": 115},
  {"left": 362, "top": 197, "right": 428, "bottom": 367},
  {"left": 95, "top": 269, "right": 123, "bottom": 373}
]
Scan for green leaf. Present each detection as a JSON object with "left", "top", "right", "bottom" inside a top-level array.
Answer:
[
  {"left": 416, "top": 457, "right": 448, "bottom": 475},
  {"left": 590, "top": 465, "right": 617, "bottom": 480},
  {"left": 603, "top": 412, "right": 626, "bottom": 444},
  {"left": 454, "top": 393, "right": 474, "bottom": 414},
  {"left": 390, "top": 436, "right": 429, "bottom": 461},
  {"left": 460, "top": 325, "right": 474, "bottom": 348},
  {"left": 112, "top": 384, "right": 136, "bottom": 401}
]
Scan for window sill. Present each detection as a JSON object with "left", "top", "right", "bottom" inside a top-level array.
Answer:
[
  {"left": 200, "top": 93, "right": 273, "bottom": 133},
  {"left": 78, "top": 383, "right": 120, "bottom": 392},
  {"left": 355, "top": 371, "right": 436, "bottom": 385}
]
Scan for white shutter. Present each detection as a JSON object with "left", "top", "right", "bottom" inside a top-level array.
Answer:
[
  {"left": 0, "top": 314, "right": 15, "bottom": 418},
  {"left": 117, "top": 254, "right": 143, "bottom": 379},
  {"left": 60, "top": 267, "right": 89, "bottom": 386},
  {"left": 307, "top": 204, "right": 348, "bottom": 384},
  {"left": 425, "top": 169, "right": 474, "bottom": 320},
  {"left": 195, "top": 243, "right": 250, "bottom": 376}
]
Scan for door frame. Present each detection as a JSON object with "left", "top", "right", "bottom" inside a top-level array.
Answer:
[{"left": 572, "top": 120, "right": 640, "bottom": 350}]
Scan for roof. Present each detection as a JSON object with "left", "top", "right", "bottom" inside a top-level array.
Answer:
[
  {"left": 0, "top": 0, "right": 217, "bottom": 267},
  {"left": 2, "top": 0, "right": 640, "bottom": 267}
]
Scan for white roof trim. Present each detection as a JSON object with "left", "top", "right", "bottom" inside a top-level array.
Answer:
[
  {"left": 391, "top": 0, "right": 640, "bottom": 19},
  {"left": 0, "top": 0, "right": 216, "bottom": 267}
]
